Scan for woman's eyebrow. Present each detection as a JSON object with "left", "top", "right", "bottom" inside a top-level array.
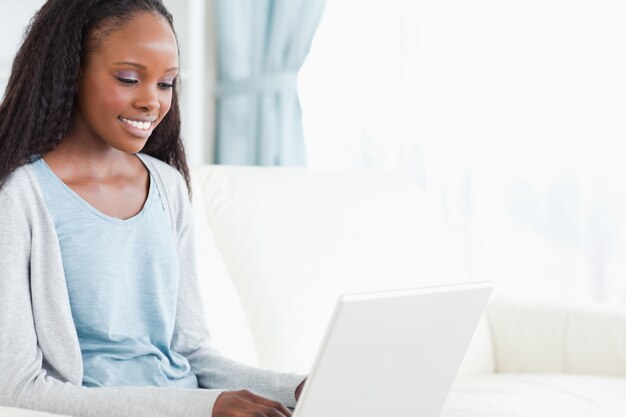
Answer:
[{"left": 113, "top": 61, "right": 179, "bottom": 72}]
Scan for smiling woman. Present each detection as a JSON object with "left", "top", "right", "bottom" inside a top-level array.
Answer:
[
  {"left": 0, "top": 1, "right": 305, "bottom": 417},
  {"left": 42, "top": 12, "right": 180, "bottom": 220}
]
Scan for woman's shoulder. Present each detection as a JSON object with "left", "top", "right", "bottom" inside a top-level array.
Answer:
[
  {"left": 0, "top": 162, "right": 44, "bottom": 226},
  {"left": 0, "top": 162, "right": 39, "bottom": 200},
  {"left": 137, "top": 153, "right": 185, "bottom": 187},
  {"left": 136, "top": 153, "right": 190, "bottom": 217}
]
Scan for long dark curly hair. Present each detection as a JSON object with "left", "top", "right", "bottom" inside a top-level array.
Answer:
[{"left": 0, "top": 0, "right": 190, "bottom": 191}]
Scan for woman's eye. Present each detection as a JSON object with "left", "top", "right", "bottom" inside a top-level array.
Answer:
[
  {"left": 115, "top": 76, "right": 138, "bottom": 85},
  {"left": 158, "top": 82, "right": 174, "bottom": 90}
]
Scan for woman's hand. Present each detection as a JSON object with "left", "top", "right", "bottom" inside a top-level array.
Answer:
[
  {"left": 213, "top": 390, "right": 293, "bottom": 417},
  {"left": 295, "top": 378, "right": 306, "bottom": 401}
]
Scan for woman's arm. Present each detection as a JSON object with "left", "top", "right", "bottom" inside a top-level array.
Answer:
[{"left": 0, "top": 190, "right": 222, "bottom": 417}]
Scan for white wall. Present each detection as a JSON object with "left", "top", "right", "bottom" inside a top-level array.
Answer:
[{"left": 0, "top": 0, "right": 45, "bottom": 96}]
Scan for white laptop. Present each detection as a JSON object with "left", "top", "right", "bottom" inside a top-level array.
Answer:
[{"left": 293, "top": 281, "right": 493, "bottom": 417}]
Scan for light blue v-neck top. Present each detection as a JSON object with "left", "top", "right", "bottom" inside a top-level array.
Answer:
[{"left": 32, "top": 157, "right": 199, "bottom": 389}]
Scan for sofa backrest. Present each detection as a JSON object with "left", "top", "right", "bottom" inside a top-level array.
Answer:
[
  {"left": 190, "top": 172, "right": 259, "bottom": 366},
  {"left": 191, "top": 165, "right": 495, "bottom": 375}
]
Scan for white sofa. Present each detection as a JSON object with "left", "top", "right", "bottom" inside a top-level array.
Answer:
[
  {"left": 2, "top": 165, "right": 626, "bottom": 417},
  {"left": 190, "top": 165, "right": 626, "bottom": 417}
]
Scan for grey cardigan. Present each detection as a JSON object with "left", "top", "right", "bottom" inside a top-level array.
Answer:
[{"left": 0, "top": 154, "right": 303, "bottom": 417}]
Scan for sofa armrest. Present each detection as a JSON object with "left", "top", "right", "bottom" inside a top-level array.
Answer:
[{"left": 487, "top": 299, "right": 626, "bottom": 377}]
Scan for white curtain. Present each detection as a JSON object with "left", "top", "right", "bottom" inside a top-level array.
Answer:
[{"left": 299, "top": 0, "right": 626, "bottom": 304}]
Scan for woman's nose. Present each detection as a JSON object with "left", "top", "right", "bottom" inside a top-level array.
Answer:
[{"left": 133, "top": 86, "right": 160, "bottom": 112}]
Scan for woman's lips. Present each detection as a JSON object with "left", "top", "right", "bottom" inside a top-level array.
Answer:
[{"left": 118, "top": 116, "right": 155, "bottom": 138}]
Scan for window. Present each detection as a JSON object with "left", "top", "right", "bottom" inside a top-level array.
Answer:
[{"left": 299, "top": 0, "right": 626, "bottom": 303}]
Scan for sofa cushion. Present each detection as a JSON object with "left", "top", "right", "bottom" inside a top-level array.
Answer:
[
  {"left": 487, "top": 300, "right": 626, "bottom": 377},
  {"left": 190, "top": 168, "right": 258, "bottom": 366},
  {"left": 442, "top": 374, "right": 626, "bottom": 417}
]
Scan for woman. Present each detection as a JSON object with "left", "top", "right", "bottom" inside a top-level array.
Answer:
[{"left": 0, "top": 1, "right": 305, "bottom": 416}]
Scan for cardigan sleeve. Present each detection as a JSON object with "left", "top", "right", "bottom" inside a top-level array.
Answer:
[
  {"left": 169, "top": 177, "right": 306, "bottom": 409},
  {"left": 0, "top": 188, "right": 223, "bottom": 417}
]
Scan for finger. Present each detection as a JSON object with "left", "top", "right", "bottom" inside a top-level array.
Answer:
[
  {"left": 253, "top": 406, "right": 290, "bottom": 417},
  {"left": 242, "top": 391, "right": 292, "bottom": 417},
  {"left": 214, "top": 392, "right": 291, "bottom": 417}
]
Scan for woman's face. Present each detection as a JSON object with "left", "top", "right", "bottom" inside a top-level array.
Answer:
[{"left": 73, "top": 12, "right": 179, "bottom": 154}]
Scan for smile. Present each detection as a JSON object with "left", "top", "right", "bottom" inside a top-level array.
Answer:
[{"left": 118, "top": 117, "right": 153, "bottom": 130}]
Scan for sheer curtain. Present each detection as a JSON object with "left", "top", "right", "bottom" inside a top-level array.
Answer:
[
  {"left": 213, "top": 0, "right": 325, "bottom": 165},
  {"left": 299, "top": 0, "right": 626, "bottom": 303}
]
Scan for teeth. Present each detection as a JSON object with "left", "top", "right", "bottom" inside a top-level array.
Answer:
[{"left": 120, "top": 117, "right": 152, "bottom": 130}]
